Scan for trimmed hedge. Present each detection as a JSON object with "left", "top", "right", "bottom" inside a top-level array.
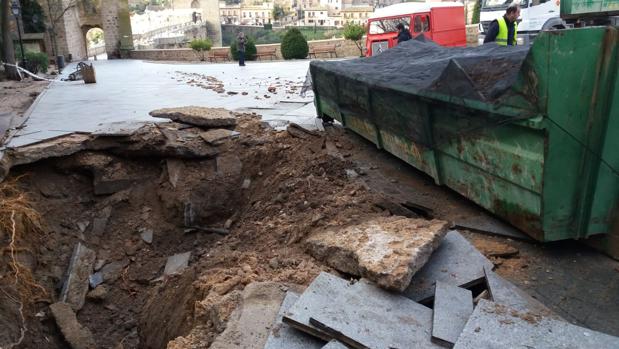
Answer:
[
  {"left": 230, "top": 37, "right": 257, "bottom": 61},
  {"left": 280, "top": 28, "right": 309, "bottom": 60},
  {"left": 17, "top": 51, "right": 49, "bottom": 74}
]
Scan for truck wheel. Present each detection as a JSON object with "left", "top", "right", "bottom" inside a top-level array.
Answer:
[{"left": 542, "top": 18, "right": 566, "bottom": 31}]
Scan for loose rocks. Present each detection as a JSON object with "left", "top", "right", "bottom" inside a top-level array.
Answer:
[{"left": 306, "top": 216, "right": 449, "bottom": 291}]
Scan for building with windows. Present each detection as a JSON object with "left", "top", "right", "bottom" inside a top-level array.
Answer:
[
  {"left": 241, "top": 2, "right": 274, "bottom": 25},
  {"left": 341, "top": 6, "right": 373, "bottom": 25},
  {"left": 303, "top": 8, "right": 343, "bottom": 26},
  {"left": 219, "top": 1, "right": 242, "bottom": 24}
]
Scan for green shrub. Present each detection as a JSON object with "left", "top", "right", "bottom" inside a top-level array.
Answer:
[
  {"left": 230, "top": 37, "right": 257, "bottom": 61},
  {"left": 343, "top": 23, "right": 366, "bottom": 56},
  {"left": 264, "top": 23, "right": 273, "bottom": 30},
  {"left": 280, "top": 28, "right": 309, "bottom": 60},
  {"left": 190, "top": 38, "right": 213, "bottom": 61},
  {"left": 16, "top": 51, "right": 49, "bottom": 74}
]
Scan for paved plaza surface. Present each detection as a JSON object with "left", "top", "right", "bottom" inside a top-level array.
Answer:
[{"left": 8, "top": 59, "right": 317, "bottom": 148}]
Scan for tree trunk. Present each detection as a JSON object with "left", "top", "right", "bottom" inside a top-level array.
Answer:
[{"left": 1, "top": 0, "right": 21, "bottom": 80}]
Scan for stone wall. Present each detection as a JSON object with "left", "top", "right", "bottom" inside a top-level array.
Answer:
[
  {"left": 36, "top": 0, "right": 133, "bottom": 61},
  {"left": 129, "top": 37, "right": 365, "bottom": 61},
  {"left": 173, "top": 0, "right": 222, "bottom": 46}
]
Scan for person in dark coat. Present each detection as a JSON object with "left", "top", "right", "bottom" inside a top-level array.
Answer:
[
  {"left": 237, "top": 32, "right": 246, "bottom": 66},
  {"left": 396, "top": 23, "right": 412, "bottom": 44}
]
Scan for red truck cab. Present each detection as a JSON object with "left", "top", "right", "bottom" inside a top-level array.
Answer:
[{"left": 366, "top": 2, "right": 466, "bottom": 56}]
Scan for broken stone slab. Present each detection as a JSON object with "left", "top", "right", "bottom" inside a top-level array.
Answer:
[
  {"left": 216, "top": 153, "right": 243, "bottom": 176},
  {"left": 166, "top": 159, "right": 184, "bottom": 188},
  {"left": 283, "top": 272, "right": 350, "bottom": 340},
  {"left": 286, "top": 123, "right": 321, "bottom": 139},
  {"left": 322, "top": 340, "right": 348, "bottom": 349},
  {"left": 6, "top": 133, "right": 90, "bottom": 167},
  {"left": 150, "top": 106, "right": 237, "bottom": 128},
  {"left": 308, "top": 278, "right": 441, "bottom": 349},
  {"left": 432, "top": 281, "right": 473, "bottom": 348},
  {"left": 86, "top": 285, "right": 108, "bottom": 302},
  {"left": 403, "top": 230, "right": 494, "bottom": 303},
  {"left": 200, "top": 128, "right": 240, "bottom": 145},
  {"left": 264, "top": 292, "right": 324, "bottom": 349},
  {"left": 483, "top": 266, "right": 556, "bottom": 318},
  {"left": 60, "top": 243, "right": 96, "bottom": 311},
  {"left": 164, "top": 252, "right": 191, "bottom": 276},
  {"left": 140, "top": 228, "right": 153, "bottom": 244},
  {"left": 87, "top": 123, "right": 220, "bottom": 159},
  {"left": 99, "top": 259, "right": 130, "bottom": 283},
  {"left": 92, "top": 161, "right": 153, "bottom": 195},
  {"left": 90, "top": 206, "right": 112, "bottom": 236},
  {"left": 210, "top": 282, "right": 289, "bottom": 349},
  {"left": 49, "top": 302, "right": 97, "bottom": 349},
  {"left": 453, "top": 299, "right": 619, "bottom": 349},
  {"left": 454, "top": 214, "right": 533, "bottom": 241},
  {"left": 306, "top": 216, "right": 449, "bottom": 291}
]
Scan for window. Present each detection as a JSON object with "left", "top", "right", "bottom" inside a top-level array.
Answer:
[
  {"left": 413, "top": 15, "right": 430, "bottom": 33},
  {"left": 368, "top": 16, "right": 410, "bottom": 34}
]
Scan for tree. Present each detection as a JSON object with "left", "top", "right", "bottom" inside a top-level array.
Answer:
[
  {"left": 45, "top": 0, "right": 79, "bottom": 58},
  {"left": 1, "top": 0, "right": 21, "bottom": 80},
  {"left": 21, "top": 0, "right": 46, "bottom": 33},
  {"left": 281, "top": 28, "right": 308, "bottom": 59},
  {"left": 272, "top": 4, "right": 286, "bottom": 21},
  {"left": 343, "top": 23, "right": 365, "bottom": 57},
  {"left": 190, "top": 38, "right": 213, "bottom": 61},
  {"left": 472, "top": 0, "right": 481, "bottom": 24}
]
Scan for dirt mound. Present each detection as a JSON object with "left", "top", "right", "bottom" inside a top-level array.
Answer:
[{"left": 0, "top": 112, "right": 406, "bottom": 348}]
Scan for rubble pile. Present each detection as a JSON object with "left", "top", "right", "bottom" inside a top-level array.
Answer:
[{"left": 254, "top": 231, "right": 619, "bottom": 349}]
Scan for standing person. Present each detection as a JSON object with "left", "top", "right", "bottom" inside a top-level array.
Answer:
[
  {"left": 237, "top": 32, "right": 247, "bottom": 67},
  {"left": 396, "top": 23, "right": 412, "bottom": 44},
  {"left": 484, "top": 3, "right": 520, "bottom": 46}
]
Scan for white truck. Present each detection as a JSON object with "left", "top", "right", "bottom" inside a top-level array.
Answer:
[{"left": 478, "top": 0, "right": 565, "bottom": 44}]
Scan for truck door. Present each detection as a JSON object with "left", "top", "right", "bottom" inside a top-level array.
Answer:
[{"left": 412, "top": 13, "right": 432, "bottom": 40}]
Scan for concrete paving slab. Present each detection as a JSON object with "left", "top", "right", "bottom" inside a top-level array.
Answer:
[
  {"left": 453, "top": 299, "right": 619, "bottom": 349},
  {"left": 8, "top": 59, "right": 313, "bottom": 148},
  {"left": 432, "top": 281, "right": 473, "bottom": 348},
  {"left": 60, "top": 243, "right": 96, "bottom": 311},
  {"left": 164, "top": 252, "right": 191, "bottom": 275},
  {"left": 307, "top": 217, "right": 449, "bottom": 291},
  {"left": 283, "top": 272, "right": 349, "bottom": 340},
  {"left": 403, "top": 230, "right": 494, "bottom": 303},
  {"left": 454, "top": 214, "right": 533, "bottom": 241},
  {"left": 92, "top": 120, "right": 147, "bottom": 136},
  {"left": 150, "top": 106, "right": 236, "bottom": 128},
  {"left": 309, "top": 278, "right": 441, "bottom": 349},
  {"left": 322, "top": 340, "right": 348, "bottom": 349},
  {"left": 483, "top": 266, "right": 556, "bottom": 318},
  {"left": 264, "top": 292, "right": 325, "bottom": 349}
]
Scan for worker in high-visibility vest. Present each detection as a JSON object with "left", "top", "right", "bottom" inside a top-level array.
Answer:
[{"left": 484, "top": 3, "right": 520, "bottom": 46}]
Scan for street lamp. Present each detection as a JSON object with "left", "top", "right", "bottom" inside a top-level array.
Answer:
[{"left": 11, "top": 0, "right": 26, "bottom": 68}]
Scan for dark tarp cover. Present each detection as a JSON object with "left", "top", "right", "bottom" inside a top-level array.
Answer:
[{"left": 310, "top": 37, "right": 531, "bottom": 102}]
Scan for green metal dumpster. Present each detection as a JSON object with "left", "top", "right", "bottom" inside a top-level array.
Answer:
[{"left": 310, "top": 27, "right": 619, "bottom": 242}]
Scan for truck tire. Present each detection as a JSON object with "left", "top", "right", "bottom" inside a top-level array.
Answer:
[{"left": 542, "top": 18, "right": 566, "bottom": 31}]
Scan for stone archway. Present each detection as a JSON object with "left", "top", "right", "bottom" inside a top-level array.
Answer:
[
  {"left": 191, "top": 0, "right": 200, "bottom": 8},
  {"left": 85, "top": 27, "right": 106, "bottom": 60}
]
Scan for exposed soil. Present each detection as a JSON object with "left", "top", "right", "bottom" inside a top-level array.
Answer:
[
  {"left": 0, "top": 112, "right": 406, "bottom": 349},
  {"left": 0, "top": 79, "right": 48, "bottom": 117}
]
